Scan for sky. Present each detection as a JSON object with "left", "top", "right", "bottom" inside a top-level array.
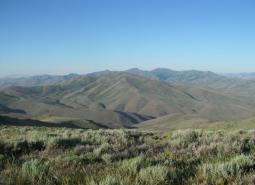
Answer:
[{"left": 0, "top": 0, "right": 255, "bottom": 76}]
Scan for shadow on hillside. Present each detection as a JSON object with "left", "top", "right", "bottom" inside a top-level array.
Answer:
[
  {"left": 0, "top": 115, "right": 84, "bottom": 129},
  {"left": 0, "top": 104, "right": 26, "bottom": 114}
]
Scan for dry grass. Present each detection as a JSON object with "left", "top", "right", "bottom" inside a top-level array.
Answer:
[{"left": 1, "top": 126, "right": 255, "bottom": 184}]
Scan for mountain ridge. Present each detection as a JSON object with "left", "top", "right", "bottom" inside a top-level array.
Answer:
[{"left": 1, "top": 71, "right": 255, "bottom": 129}]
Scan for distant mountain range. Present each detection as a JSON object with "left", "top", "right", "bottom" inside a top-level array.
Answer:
[
  {"left": 0, "top": 73, "right": 79, "bottom": 89},
  {"left": 224, "top": 72, "right": 255, "bottom": 79},
  {"left": 92, "top": 68, "right": 255, "bottom": 96},
  {"left": 1, "top": 68, "right": 255, "bottom": 129}
]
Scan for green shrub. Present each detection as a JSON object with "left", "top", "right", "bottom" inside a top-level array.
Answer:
[
  {"left": 99, "top": 176, "right": 123, "bottom": 185},
  {"left": 66, "top": 153, "right": 81, "bottom": 163},
  {"left": 203, "top": 155, "right": 255, "bottom": 182},
  {"left": 21, "top": 159, "right": 49, "bottom": 183},
  {"left": 82, "top": 152, "right": 101, "bottom": 163},
  {"left": 120, "top": 156, "right": 144, "bottom": 176},
  {"left": 173, "top": 130, "right": 202, "bottom": 144},
  {"left": 88, "top": 180, "right": 98, "bottom": 185},
  {"left": 137, "top": 165, "right": 169, "bottom": 185},
  {"left": 101, "top": 154, "right": 112, "bottom": 164},
  {"left": 94, "top": 143, "right": 111, "bottom": 157}
]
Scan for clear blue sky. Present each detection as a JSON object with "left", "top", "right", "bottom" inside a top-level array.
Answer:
[{"left": 0, "top": 0, "right": 255, "bottom": 76}]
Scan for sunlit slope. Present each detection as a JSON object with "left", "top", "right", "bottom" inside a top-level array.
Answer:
[{"left": 138, "top": 114, "right": 255, "bottom": 131}]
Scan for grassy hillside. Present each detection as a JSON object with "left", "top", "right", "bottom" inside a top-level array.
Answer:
[
  {"left": 1, "top": 126, "right": 255, "bottom": 184},
  {"left": 1, "top": 72, "right": 255, "bottom": 129},
  {"left": 138, "top": 113, "right": 211, "bottom": 130},
  {"left": 0, "top": 75, "right": 155, "bottom": 128},
  {"left": 138, "top": 114, "right": 255, "bottom": 131}
]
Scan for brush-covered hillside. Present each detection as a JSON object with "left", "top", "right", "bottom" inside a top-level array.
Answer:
[{"left": 1, "top": 72, "right": 255, "bottom": 129}]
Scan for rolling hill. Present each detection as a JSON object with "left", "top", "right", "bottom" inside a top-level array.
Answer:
[
  {"left": 137, "top": 113, "right": 211, "bottom": 130},
  {"left": 126, "top": 68, "right": 255, "bottom": 96},
  {"left": 1, "top": 72, "right": 255, "bottom": 129},
  {"left": 87, "top": 68, "right": 255, "bottom": 97},
  {"left": 137, "top": 113, "right": 255, "bottom": 131}
]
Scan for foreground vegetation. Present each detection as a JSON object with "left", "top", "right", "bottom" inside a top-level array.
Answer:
[{"left": 1, "top": 126, "right": 255, "bottom": 185}]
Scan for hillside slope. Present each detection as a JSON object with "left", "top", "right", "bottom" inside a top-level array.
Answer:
[
  {"left": 1, "top": 72, "right": 255, "bottom": 128},
  {"left": 126, "top": 68, "right": 255, "bottom": 96},
  {"left": 138, "top": 113, "right": 255, "bottom": 131}
]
